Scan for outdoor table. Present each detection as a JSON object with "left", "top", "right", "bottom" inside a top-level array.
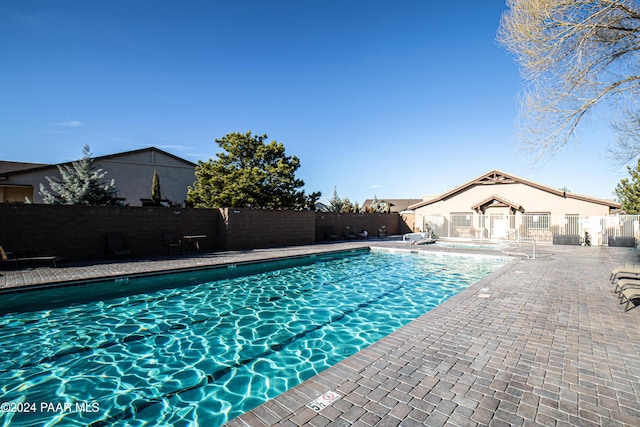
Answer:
[{"left": 182, "top": 235, "right": 207, "bottom": 253}]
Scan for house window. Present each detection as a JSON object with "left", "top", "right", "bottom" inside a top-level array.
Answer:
[
  {"left": 564, "top": 214, "right": 579, "bottom": 234},
  {"left": 451, "top": 212, "right": 473, "bottom": 228},
  {"left": 524, "top": 213, "right": 550, "bottom": 230}
]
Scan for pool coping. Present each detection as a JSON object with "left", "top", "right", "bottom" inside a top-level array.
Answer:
[{"left": 0, "top": 245, "right": 372, "bottom": 295}]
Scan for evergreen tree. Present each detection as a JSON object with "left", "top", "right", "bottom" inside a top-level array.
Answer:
[
  {"left": 187, "top": 132, "right": 319, "bottom": 209},
  {"left": 369, "top": 195, "right": 388, "bottom": 213},
  {"left": 39, "top": 145, "right": 118, "bottom": 205},
  {"left": 615, "top": 159, "right": 640, "bottom": 214},
  {"left": 306, "top": 191, "right": 322, "bottom": 211},
  {"left": 341, "top": 197, "right": 354, "bottom": 213},
  {"left": 151, "top": 170, "right": 161, "bottom": 205},
  {"left": 326, "top": 186, "right": 344, "bottom": 212}
]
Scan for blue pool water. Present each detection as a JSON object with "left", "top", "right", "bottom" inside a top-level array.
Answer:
[{"left": 0, "top": 249, "right": 507, "bottom": 426}]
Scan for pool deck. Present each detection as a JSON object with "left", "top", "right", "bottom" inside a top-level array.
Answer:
[{"left": 2, "top": 241, "right": 640, "bottom": 426}]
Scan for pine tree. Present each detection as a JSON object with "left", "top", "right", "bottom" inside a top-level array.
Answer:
[
  {"left": 366, "top": 195, "right": 390, "bottom": 213},
  {"left": 326, "top": 186, "right": 344, "bottom": 212},
  {"left": 341, "top": 197, "right": 354, "bottom": 213},
  {"left": 39, "top": 145, "right": 118, "bottom": 205},
  {"left": 187, "top": 132, "right": 318, "bottom": 209},
  {"left": 151, "top": 170, "right": 161, "bottom": 205},
  {"left": 615, "top": 159, "right": 640, "bottom": 214}
]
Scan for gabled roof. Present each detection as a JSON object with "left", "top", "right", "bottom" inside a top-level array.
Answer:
[
  {"left": 471, "top": 194, "right": 522, "bottom": 212},
  {"left": 0, "top": 147, "right": 196, "bottom": 177},
  {"left": 408, "top": 169, "right": 620, "bottom": 210},
  {"left": 93, "top": 146, "right": 197, "bottom": 167},
  {"left": 0, "top": 161, "right": 47, "bottom": 175}
]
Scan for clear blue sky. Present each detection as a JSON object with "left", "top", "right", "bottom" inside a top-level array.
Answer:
[{"left": 0, "top": 0, "right": 624, "bottom": 205}]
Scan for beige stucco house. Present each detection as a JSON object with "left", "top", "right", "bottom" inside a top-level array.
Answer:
[
  {"left": 0, "top": 147, "right": 196, "bottom": 206},
  {"left": 408, "top": 169, "right": 621, "bottom": 244}
]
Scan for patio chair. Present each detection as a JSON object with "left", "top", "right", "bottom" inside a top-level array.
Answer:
[
  {"left": 343, "top": 227, "right": 357, "bottom": 240},
  {"left": 0, "top": 245, "right": 64, "bottom": 269},
  {"left": 327, "top": 230, "right": 339, "bottom": 241},
  {"left": 610, "top": 266, "right": 640, "bottom": 282},
  {"left": 0, "top": 245, "right": 18, "bottom": 269},
  {"left": 614, "top": 278, "right": 640, "bottom": 295},
  {"left": 163, "top": 232, "right": 182, "bottom": 255},
  {"left": 613, "top": 272, "right": 640, "bottom": 283},
  {"left": 620, "top": 287, "right": 640, "bottom": 311},
  {"left": 105, "top": 232, "right": 131, "bottom": 258}
]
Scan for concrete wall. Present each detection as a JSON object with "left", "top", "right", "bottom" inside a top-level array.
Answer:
[
  {"left": 0, "top": 204, "right": 220, "bottom": 261},
  {"left": 315, "top": 212, "right": 409, "bottom": 241},
  {"left": 0, "top": 205, "right": 410, "bottom": 262},
  {"left": 400, "top": 211, "right": 416, "bottom": 233},
  {"left": 221, "top": 208, "right": 316, "bottom": 251}
]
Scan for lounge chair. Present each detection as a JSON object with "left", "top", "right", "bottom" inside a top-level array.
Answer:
[
  {"left": 620, "top": 287, "right": 640, "bottom": 311},
  {"left": 105, "top": 232, "right": 131, "bottom": 258},
  {"left": 0, "top": 245, "right": 64, "bottom": 269},
  {"left": 613, "top": 272, "right": 640, "bottom": 283},
  {"left": 614, "top": 278, "right": 640, "bottom": 294},
  {"left": 610, "top": 267, "right": 640, "bottom": 282}
]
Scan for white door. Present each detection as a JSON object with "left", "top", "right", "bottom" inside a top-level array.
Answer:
[{"left": 491, "top": 215, "right": 506, "bottom": 239}]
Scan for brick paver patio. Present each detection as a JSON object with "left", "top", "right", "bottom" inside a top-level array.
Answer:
[
  {"left": 227, "top": 244, "right": 640, "bottom": 427},
  {"left": 1, "top": 241, "right": 639, "bottom": 426}
]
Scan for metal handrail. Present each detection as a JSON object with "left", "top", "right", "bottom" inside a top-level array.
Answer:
[{"left": 500, "top": 230, "right": 536, "bottom": 259}]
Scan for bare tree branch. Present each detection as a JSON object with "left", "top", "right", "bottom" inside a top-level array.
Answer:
[{"left": 498, "top": 0, "right": 640, "bottom": 161}]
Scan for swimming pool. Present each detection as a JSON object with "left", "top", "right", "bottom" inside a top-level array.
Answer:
[{"left": 0, "top": 249, "right": 507, "bottom": 426}]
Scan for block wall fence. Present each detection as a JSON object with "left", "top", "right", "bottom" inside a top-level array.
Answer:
[
  {"left": 0, "top": 205, "right": 408, "bottom": 261},
  {"left": 220, "top": 208, "right": 316, "bottom": 251},
  {"left": 315, "top": 212, "right": 410, "bottom": 241},
  {"left": 0, "top": 204, "right": 221, "bottom": 261}
]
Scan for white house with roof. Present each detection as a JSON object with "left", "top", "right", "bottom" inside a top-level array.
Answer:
[
  {"left": 0, "top": 147, "right": 196, "bottom": 206},
  {"left": 408, "top": 170, "right": 621, "bottom": 245}
]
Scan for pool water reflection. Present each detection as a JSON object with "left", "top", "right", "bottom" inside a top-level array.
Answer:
[{"left": 0, "top": 250, "right": 507, "bottom": 426}]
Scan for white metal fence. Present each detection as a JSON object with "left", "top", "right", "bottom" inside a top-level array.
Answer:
[{"left": 422, "top": 214, "right": 640, "bottom": 246}]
